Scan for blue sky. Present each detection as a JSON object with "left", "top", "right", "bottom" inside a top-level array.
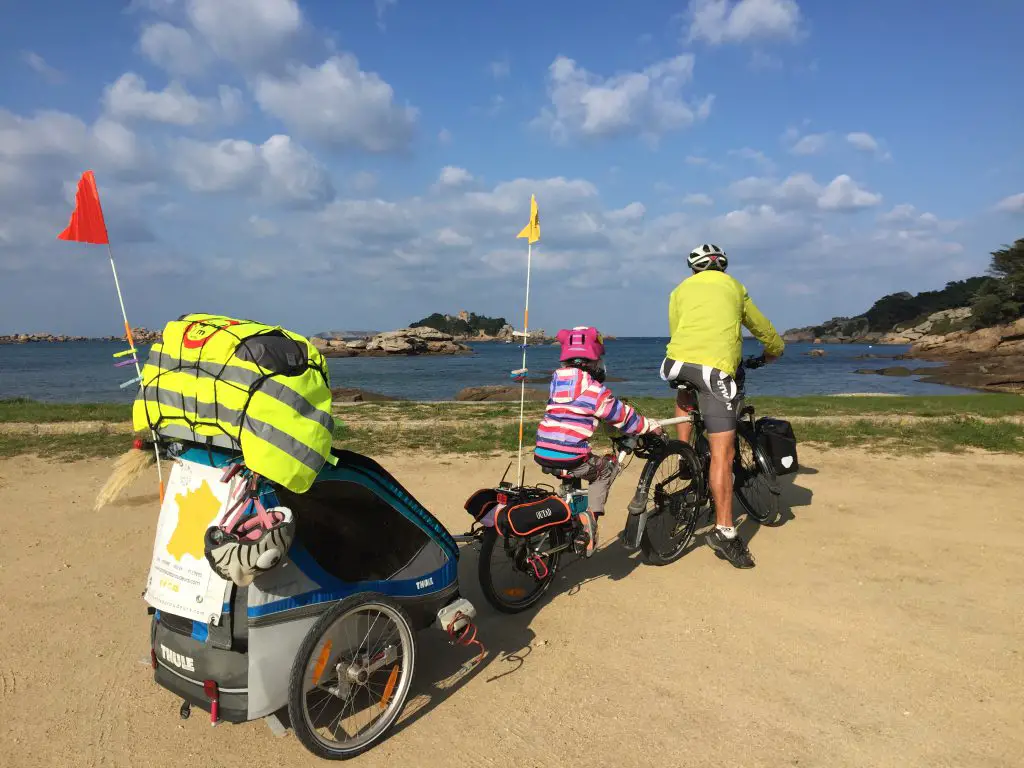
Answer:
[{"left": 1, "top": 0, "right": 1022, "bottom": 338}]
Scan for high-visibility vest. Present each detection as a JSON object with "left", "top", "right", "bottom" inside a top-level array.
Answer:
[{"left": 132, "top": 313, "right": 335, "bottom": 493}]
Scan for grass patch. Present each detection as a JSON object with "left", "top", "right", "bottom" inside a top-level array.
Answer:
[
  {"left": 0, "top": 430, "right": 130, "bottom": 460},
  {"left": 0, "top": 398, "right": 131, "bottom": 423},
  {"left": 793, "top": 416, "right": 1024, "bottom": 453},
  {"left": 3, "top": 394, "right": 1024, "bottom": 459}
]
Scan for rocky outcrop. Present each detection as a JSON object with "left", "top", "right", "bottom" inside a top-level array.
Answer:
[
  {"left": 877, "top": 308, "right": 973, "bottom": 345},
  {"left": 455, "top": 385, "right": 548, "bottom": 402},
  {"left": 330, "top": 387, "right": 403, "bottom": 402},
  {"left": 318, "top": 327, "right": 472, "bottom": 358},
  {"left": 784, "top": 307, "right": 974, "bottom": 346},
  {"left": 0, "top": 327, "right": 159, "bottom": 344},
  {"left": 903, "top": 317, "right": 1024, "bottom": 393}
]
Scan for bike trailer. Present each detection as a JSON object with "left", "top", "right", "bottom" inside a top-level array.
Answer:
[
  {"left": 755, "top": 417, "right": 799, "bottom": 475},
  {"left": 144, "top": 442, "right": 473, "bottom": 743}
]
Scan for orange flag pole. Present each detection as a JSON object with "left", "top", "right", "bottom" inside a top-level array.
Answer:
[{"left": 58, "top": 171, "right": 165, "bottom": 501}]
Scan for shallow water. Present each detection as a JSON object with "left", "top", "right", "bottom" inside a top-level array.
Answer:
[{"left": 0, "top": 338, "right": 972, "bottom": 403}]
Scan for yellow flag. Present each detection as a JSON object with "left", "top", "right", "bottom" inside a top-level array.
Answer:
[{"left": 517, "top": 194, "right": 540, "bottom": 244}]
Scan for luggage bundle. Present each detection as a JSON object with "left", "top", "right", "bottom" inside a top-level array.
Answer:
[{"left": 132, "top": 313, "right": 335, "bottom": 493}]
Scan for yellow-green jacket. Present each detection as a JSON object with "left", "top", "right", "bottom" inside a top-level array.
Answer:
[
  {"left": 132, "top": 313, "right": 334, "bottom": 493},
  {"left": 666, "top": 271, "right": 785, "bottom": 377}
]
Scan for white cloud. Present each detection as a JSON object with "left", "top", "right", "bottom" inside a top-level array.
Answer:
[
  {"left": 686, "top": 155, "right": 710, "bottom": 165},
  {"left": 102, "top": 73, "right": 241, "bottom": 126},
  {"left": 846, "top": 131, "right": 878, "bottom": 152},
  {"left": 818, "top": 175, "right": 882, "bottom": 211},
  {"left": 709, "top": 205, "right": 809, "bottom": 249},
  {"left": 172, "top": 134, "right": 334, "bottom": 207},
  {"left": 730, "top": 172, "right": 881, "bottom": 212},
  {"left": 253, "top": 55, "right": 417, "bottom": 152},
  {"left": 606, "top": 202, "right": 647, "bottom": 223},
  {"left": 139, "top": 22, "right": 211, "bottom": 77},
  {"left": 489, "top": 58, "right": 511, "bottom": 79},
  {"left": 436, "top": 227, "right": 473, "bottom": 247},
  {"left": 683, "top": 193, "right": 715, "bottom": 206},
  {"left": 995, "top": 192, "right": 1024, "bottom": 214},
  {"left": 186, "top": 0, "right": 302, "bottom": 65},
  {"left": 790, "top": 132, "right": 828, "bottom": 155},
  {"left": 533, "top": 55, "right": 712, "bottom": 143},
  {"left": 249, "top": 215, "right": 279, "bottom": 238},
  {"left": 686, "top": 0, "right": 803, "bottom": 45},
  {"left": 878, "top": 204, "right": 957, "bottom": 234},
  {"left": 438, "top": 128, "right": 453, "bottom": 145},
  {"left": 22, "top": 52, "right": 64, "bottom": 83},
  {"left": 375, "top": 0, "right": 397, "bottom": 31},
  {"left": 437, "top": 166, "right": 474, "bottom": 188},
  {"left": 749, "top": 49, "right": 783, "bottom": 70},
  {"left": 729, "top": 147, "right": 774, "bottom": 169},
  {"left": 348, "top": 171, "right": 378, "bottom": 194}
]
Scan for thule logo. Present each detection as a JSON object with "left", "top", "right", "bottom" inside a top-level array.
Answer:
[
  {"left": 536, "top": 508, "right": 552, "bottom": 519},
  {"left": 416, "top": 577, "right": 434, "bottom": 590},
  {"left": 160, "top": 644, "right": 195, "bottom": 672}
]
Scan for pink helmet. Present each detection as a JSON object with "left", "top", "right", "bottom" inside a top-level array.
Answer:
[{"left": 557, "top": 326, "right": 605, "bottom": 361}]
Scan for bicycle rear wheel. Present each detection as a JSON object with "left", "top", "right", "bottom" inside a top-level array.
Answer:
[
  {"left": 734, "top": 422, "right": 783, "bottom": 526},
  {"left": 637, "top": 440, "right": 705, "bottom": 566},
  {"left": 478, "top": 526, "right": 565, "bottom": 613}
]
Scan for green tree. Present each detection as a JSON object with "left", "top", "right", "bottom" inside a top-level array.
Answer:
[{"left": 969, "top": 239, "right": 1024, "bottom": 328}]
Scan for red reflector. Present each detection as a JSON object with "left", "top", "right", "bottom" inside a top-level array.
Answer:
[
  {"left": 150, "top": 649, "right": 157, "bottom": 670},
  {"left": 497, "top": 493, "right": 507, "bottom": 505},
  {"left": 203, "top": 680, "right": 219, "bottom": 699},
  {"left": 133, "top": 439, "right": 144, "bottom": 450}
]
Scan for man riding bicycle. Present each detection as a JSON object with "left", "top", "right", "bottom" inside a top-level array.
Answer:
[{"left": 660, "top": 243, "right": 785, "bottom": 569}]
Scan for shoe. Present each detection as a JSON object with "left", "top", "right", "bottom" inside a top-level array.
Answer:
[
  {"left": 706, "top": 528, "right": 755, "bottom": 569},
  {"left": 574, "top": 510, "right": 598, "bottom": 558}
]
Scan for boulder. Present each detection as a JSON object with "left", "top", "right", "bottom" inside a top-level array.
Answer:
[
  {"left": 320, "top": 346, "right": 356, "bottom": 358},
  {"left": 805, "top": 349, "right": 826, "bottom": 357},
  {"left": 456, "top": 385, "right": 548, "bottom": 402},
  {"left": 330, "top": 387, "right": 402, "bottom": 402},
  {"left": 346, "top": 339, "right": 368, "bottom": 350},
  {"left": 404, "top": 326, "right": 453, "bottom": 342}
]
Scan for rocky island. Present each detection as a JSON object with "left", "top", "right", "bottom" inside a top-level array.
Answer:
[
  {"left": 312, "top": 326, "right": 472, "bottom": 357},
  {"left": 0, "top": 327, "right": 162, "bottom": 344}
]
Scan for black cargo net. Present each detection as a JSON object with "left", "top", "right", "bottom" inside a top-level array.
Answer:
[{"left": 139, "top": 317, "right": 329, "bottom": 452}]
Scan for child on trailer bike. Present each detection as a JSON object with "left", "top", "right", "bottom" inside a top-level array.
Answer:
[{"left": 533, "top": 326, "right": 663, "bottom": 558}]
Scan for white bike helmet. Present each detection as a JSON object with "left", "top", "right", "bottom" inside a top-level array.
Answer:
[{"left": 687, "top": 243, "right": 728, "bottom": 272}]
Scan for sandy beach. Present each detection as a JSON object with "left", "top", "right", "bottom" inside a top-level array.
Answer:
[{"left": 1, "top": 446, "right": 1022, "bottom": 768}]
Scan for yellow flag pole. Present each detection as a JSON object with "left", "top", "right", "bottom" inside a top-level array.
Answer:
[{"left": 515, "top": 239, "right": 533, "bottom": 487}]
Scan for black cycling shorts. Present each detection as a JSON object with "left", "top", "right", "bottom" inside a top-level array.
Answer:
[{"left": 659, "top": 358, "right": 742, "bottom": 434}]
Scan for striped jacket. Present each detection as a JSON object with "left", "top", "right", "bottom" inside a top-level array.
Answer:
[{"left": 534, "top": 367, "right": 654, "bottom": 464}]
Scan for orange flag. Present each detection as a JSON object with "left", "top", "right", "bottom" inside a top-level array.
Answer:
[{"left": 57, "top": 170, "right": 110, "bottom": 245}]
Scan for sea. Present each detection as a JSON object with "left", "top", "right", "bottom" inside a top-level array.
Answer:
[{"left": 0, "top": 338, "right": 974, "bottom": 403}]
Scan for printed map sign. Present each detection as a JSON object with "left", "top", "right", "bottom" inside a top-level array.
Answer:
[{"left": 144, "top": 459, "right": 232, "bottom": 624}]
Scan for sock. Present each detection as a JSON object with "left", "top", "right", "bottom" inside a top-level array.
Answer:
[{"left": 716, "top": 525, "right": 737, "bottom": 540}]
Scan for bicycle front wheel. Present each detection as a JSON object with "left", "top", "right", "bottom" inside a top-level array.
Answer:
[
  {"left": 637, "top": 440, "right": 705, "bottom": 566},
  {"left": 734, "top": 423, "right": 783, "bottom": 526}
]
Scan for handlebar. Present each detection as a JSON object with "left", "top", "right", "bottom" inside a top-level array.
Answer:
[{"left": 742, "top": 354, "right": 767, "bottom": 370}]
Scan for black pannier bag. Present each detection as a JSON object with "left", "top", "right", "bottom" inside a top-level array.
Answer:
[
  {"left": 464, "top": 488, "right": 500, "bottom": 522},
  {"left": 755, "top": 417, "right": 799, "bottom": 475},
  {"left": 494, "top": 495, "right": 572, "bottom": 538}
]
